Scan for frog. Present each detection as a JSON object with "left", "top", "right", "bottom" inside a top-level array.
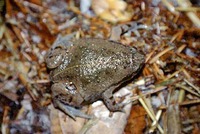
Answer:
[{"left": 45, "top": 35, "right": 145, "bottom": 119}]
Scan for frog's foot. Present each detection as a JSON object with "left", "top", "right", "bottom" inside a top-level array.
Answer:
[
  {"left": 102, "top": 90, "right": 125, "bottom": 112},
  {"left": 53, "top": 99, "right": 93, "bottom": 120},
  {"left": 103, "top": 96, "right": 125, "bottom": 112}
]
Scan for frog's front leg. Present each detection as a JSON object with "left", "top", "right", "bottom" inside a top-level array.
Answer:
[
  {"left": 102, "top": 87, "right": 125, "bottom": 112},
  {"left": 51, "top": 83, "right": 93, "bottom": 119}
]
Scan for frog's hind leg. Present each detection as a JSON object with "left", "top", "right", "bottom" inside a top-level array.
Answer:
[{"left": 102, "top": 87, "right": 125, "bottom": 112}]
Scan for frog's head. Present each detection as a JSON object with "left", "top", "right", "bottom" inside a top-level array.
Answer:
[{"left": 51, "top": 82, "right": 84, "bottom": 107}]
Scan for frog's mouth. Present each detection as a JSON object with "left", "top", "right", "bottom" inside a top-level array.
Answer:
[
  {"left": 55, "top": 82, "right": 86, "bottom": 107},
  {"left": 55, "top": 94, "right": 82, "bottom": 109}
]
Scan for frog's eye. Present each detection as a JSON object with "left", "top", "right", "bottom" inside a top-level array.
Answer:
[
  {"left": 54, "top": 45, "right": 63, "bottom": 50},
  {"left": 65, "top": 82, "right": 77, "bottom": 94}
]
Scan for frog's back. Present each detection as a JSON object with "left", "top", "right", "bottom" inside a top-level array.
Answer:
[{"left": 51, "top": 38, "right": 144, "bottom": 101}]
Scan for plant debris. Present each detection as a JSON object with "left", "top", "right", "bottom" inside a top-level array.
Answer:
[{"left": 0, "top": 0, "right": 200, "bottom": 133}]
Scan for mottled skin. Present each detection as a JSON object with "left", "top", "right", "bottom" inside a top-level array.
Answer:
[{"left": 46, "top": 37, "right": 144, "bottom": 118}]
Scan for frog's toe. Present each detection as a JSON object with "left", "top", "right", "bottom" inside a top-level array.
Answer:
[
  {"left": 103, "top": 97, "right": 125, "bottom": 112},
  {"left": 116, "top": 103, "right": 126, "bottom": 113},
  {"left": 54, "top": 99, "right": 93, "bottom": 120},
  {"left": 111, "top": 103, "right": 126, "bottom": 113},
  {"left": 109, "top": 103, "right": 125, "bottom": 113}
]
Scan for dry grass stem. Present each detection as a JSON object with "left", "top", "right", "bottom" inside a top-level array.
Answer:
[
  {"left": 175, "top": 84, "right": 200, "bottom": 97},
  {"left": 149, "top": 47, "right": 174, "bottom": 64},
  {"left": 175, "top": 7, "right": 200, "bottom": 12},
  {"left": 138, "top": 96, "right": 164, "bottom": 133},
  {"left": 149, "top": 110, "right": 162, "bottom": 133},
  {"left": 184, "top": 79, "right": 200, "bottom": 94},
  {"left": 161, "top": 0, "right": 179, "bottom": 15},
  {"left": 177, "top": 0, "right": 200, "bottom": 27},
  {"left": 180, "top": 99, "right": 200, "bottom": 106}
]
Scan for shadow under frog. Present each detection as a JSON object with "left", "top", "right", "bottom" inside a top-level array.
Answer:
[{"left": 45, "top": 36, "right": 145, "bottom": 119}]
